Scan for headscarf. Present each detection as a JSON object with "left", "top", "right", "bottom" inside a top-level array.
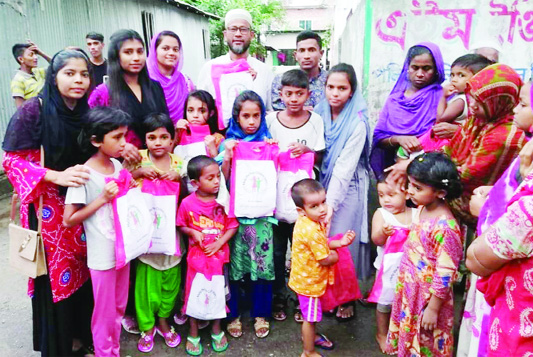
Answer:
[
  {"left": 370, "top": 42, "right": 445, "bottom": 177},
  {"left": 3, "top": 50, "right": 90, "bottom": 171},
  {"left": 146, "top": 31, "right": 191, "bottom": 124},
  {"left": 315, "top": 88, "right": 370, "bottom": 188},
  {"left": 224, "top": 91, "right": 271, "bottom": 141},
  {"left": 449, "top": 63, "right": 522, "bottom": 167}
]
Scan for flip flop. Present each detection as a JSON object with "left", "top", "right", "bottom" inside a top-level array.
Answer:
[
  {"left": 185, "top": 335, "right": 203, "bottom": 356},
  {"left": 315, "top": 333, "right": 334, "bottom": 350},
  {"left": 211, "top": 331, "right": 229, "bottom": 353}
]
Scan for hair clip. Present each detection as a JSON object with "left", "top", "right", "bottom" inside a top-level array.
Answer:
[
  {"left": 417, "top": 156, "right": 424, "bottom": 162},
  {"left": 442, "top": 179, "right": 449, "bottom": 186}
]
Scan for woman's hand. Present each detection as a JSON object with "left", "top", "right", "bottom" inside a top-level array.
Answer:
[
  {"left": 421, "top": 306, "right": 439, "bottom": 331},
  {"left": 395, "top": 135, "right": 422, "bottom": 153},
  {"left": 121, "top": 143, "right": 141, "bottom": 165},
  {"left": 519, "top": 139, "right": 533, "bottom": 179},
  {"left": 385, "top": 159, "right": 411, "bottom": 188},
  {"left": 432, "top": 122, "right": 460, "bottom": 139},
  {"left": 46, "top": 164, "right": 90, "bottom": 187}
]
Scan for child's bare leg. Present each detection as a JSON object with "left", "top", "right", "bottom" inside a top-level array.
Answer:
[
  {"left": 375, "top": 309, "right": 391, "bottom": 352},
  {"left": 157, "top": 316, "right": 171, "bottom": 333},
  {"left": 301, "top": 321, "right": 321, "bottom": 357},
  {"left": 187, "top": 317, "right": 200, "bottom": 353}
]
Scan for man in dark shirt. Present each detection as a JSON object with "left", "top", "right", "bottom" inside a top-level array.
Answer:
[{"left": 86, "top": 32, "right": 108, "bottom": 86}]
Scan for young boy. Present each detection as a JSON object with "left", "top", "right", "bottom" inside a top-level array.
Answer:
[
  {"left": 177, "top": 156, "right": 239, "bottom": 355},
  {"left": 266, "top": 69, "right": 326, "bottom": 321},
  {"left": 11, "top": 41, "right": 51, "bottom": 108},
  {"left": 289, "top": 179, "right": 355, "bottom": 357},
  {"left": 437, "top": 53, "right": 494, "bottom": 124},
  {"left": 86, "top": 32, "right": 108, "bottom": 86}
]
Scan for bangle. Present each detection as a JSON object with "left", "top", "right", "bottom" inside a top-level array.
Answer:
[
  {"left": 388, "top": 137, "right": 394, "bottom": 146},
  {"left": 471, "top": 244, "right": 494, "bottom": 273}
]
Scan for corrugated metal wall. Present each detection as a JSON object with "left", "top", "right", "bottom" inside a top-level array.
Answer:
[{"left": 0, "top": 0, "right": 212, "bottom": 148}]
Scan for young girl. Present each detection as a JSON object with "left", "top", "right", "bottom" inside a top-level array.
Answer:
[
  {"left": 370, "top": 176, "right": 414, "bottom": 352},
  {"left": 385, "top": 152, "right": 463, "bottom": 357},
  {"left": 175, "top": 90, "right": 225, "bottom": 159},
  {"left": 128, "top": 113, "right": 185, "bottom": 353},
  {"left": 147, "top": 31, "right": 194, "bottom": 125},
  {"left": 220, "top": 90, "right": 275, "bottom": 339},
  {"left": 314, "top": 63, "right": 370, "bottom": 321},
  {"left": 63, "top": 106, "right": 131, "bottom": 357}
]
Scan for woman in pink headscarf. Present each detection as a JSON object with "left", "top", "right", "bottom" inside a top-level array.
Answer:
[{"left": 147, "top": 31, "right": 194, "bottom": 125}]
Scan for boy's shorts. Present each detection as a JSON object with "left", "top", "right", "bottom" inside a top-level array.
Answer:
[{"left": 297, "top": 294, "right": 322, "bottom": 322}]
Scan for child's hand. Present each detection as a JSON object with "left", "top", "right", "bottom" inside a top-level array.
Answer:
[
  {"left": 421, "top": 306, "right": 439, "bottom": 331},
  {"left": 176, "top": 119, "right": 189, "bottom": 131},
  {"left": 203, "top": 240, "right": 223, "bottom": 257},
  {"left": 340, "top": 230, "right": 356, "bottom": 247},
  {"left": 191, "top": 230, "right": 204, "bottom": 245},
  {"left": 442, "top": 83, "right": 458, "bottom": 98},
  {"left": 224, "top": 140, "right": 238, "bottom": 160},
  {"left": 160, "top": 170, "right": 180, "bottom": 182},
  {"left": 382, "top": 223, "right": 395, "bottom": 237},
  {"left": 205, "top": 135, "right": 218, "bottom": 157},
  {"left": 139, "top": 167, "right": 158, "bottom": 180},
  {"left": 288, "top": 142, "right": 309, "bottom": 157},
  {"left": 102, "top": 181, "right": 119, "bottom": 202}
]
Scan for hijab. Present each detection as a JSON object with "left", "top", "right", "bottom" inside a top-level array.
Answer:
[
  {"left": 370, "top": 42, "right": 445, "bottom": 177},
  {"left": 146, "top": 31, "right": 191, "bottom": 124},
  {"left": 225, "top": 91, "right": 271, "bottom": 141},
  {"left": 315, "top": 87, "right": 370, "bottom": 188}
]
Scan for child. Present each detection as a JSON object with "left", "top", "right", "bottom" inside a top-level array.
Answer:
[
  {"left": 175, "top": 90, "right": 225, "bottom": 159},
  {"left": 127, "top": 113, "right": 184, "bottom": 353},
  {"left": 63, "top": 106, "right": 131, "bottom": 357},
  {"left": 385, "top": 152, "right": 463, "bottom": 357},
  {"left": 370, "top": 175, "right": 415, "bottom": 352},
  {"left": 266, "top": 68, "right": 326, "bottom": 321},
  {"left": 437, "top": 54, "right": 493, "bottom": 125},
  {"left": 288, "top": 179, "right": 355, "bottom": 357},
  {"left": 314, "top": 63, "right": 370, "bottom": 321},
  {"left": 220, "top": 90, "right": 276, "bottom": 339},
  {"left": 177, "top": 156, "right": 239, "bottom": 355}
]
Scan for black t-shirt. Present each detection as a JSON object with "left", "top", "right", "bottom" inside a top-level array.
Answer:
[{"left": 91, "top": 59, "right": 108, "bottom": 86}]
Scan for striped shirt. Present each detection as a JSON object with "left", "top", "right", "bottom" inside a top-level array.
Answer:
[{"left": 11, "top": 68, "right": 46, "bottom": 99}]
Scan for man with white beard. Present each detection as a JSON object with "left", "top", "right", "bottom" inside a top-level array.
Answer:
[{"left": 197, "top": 8, "right": 274, "bottom": 123}]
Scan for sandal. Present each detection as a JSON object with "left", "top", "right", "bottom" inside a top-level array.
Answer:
[
  {"left": 336, "top": 302, "right": 356, "bottom": 322},
  {"left": 272, "top": 296, "right": 287, "bottom": 321},
  {"left": 227, "top": 317, "right": 242, "bottom": 338},
  {"left": 185, "top": 335, "right": 203, "bottom": 356},
  {"left": 156, "top": 326, "right": 181, "bottom": 348},
  {"left": 315, "top": 333, "right": 335, "bottom": 350},
  {"left": 174, "top": 312, "right": 188, "bottom": 325},
  {"left": 294, "top": 306, "right": 304, "bottom": 323},
  {"left": 137, "top": 328, "right": 156, "bottom": 353},
  {"left": 254, "top": 317, "right": 270, "bottom": 338},
  {"left": 122, "top": 315, "right": 141, "bottom": 334},
  {"left": 211, "top": 331, "right": 229, "bottom": 353}
]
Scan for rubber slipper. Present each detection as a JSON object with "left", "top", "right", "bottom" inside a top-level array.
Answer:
[
  {"left": 211, "top": 331, "right": 229, "bottom": 353},
  {"left": 315, "top": 333, "right": 335, "bottom": 350},
  {"left": 138, "top": 329, "right": 156, "bottom": 353},
  {"left": 156, "top": 326, "right": 181, "bottom": 348},
  {"left": 186, "top": 335, "right": 203, "bottom": 356}
]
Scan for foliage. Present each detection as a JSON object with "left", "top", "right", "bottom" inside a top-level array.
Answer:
[{"left": 184, "top": 0, "right": 285, "bottom": 58}]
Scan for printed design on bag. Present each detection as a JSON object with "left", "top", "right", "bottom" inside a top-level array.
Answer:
[
  {"left": 41, "top": 205, "right": 53, "bottom": 221},
  {"left": 193, "top": 288, "right": 219, "bottom": 314},
  {"left": 226, "top": 83, "right": 247, "bottom": 100},
  {"left": 59, "top": 268, "right": 72, "bottom": 286},
  {"left": 128, "top": 206, "right": 143, "bottom": 230},
  {"left": 243, "top": 172, "right": 267, "bottom": 194},
  {"left": 151, "top": 207, "right": 167, "bottom": 230}
]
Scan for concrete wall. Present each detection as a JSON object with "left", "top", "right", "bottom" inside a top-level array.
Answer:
[
  {"left": 334, "top": 0, "right": 533, "bottom": 127},
  {"left": 0, "top": 0, "right": 211, "bottom": 147}
]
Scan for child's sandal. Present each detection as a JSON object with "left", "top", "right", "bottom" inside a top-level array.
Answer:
[
  {"left": 272, "top": 296, "right": 288, "bottom": 321},
  {"left": 137, "top": 329, "right": 156, "bottom": 353},
  {"left": 254, "top": 317, "right": 270, "bottom": 338},
  {"left": 156, "top": 326, "right": 181, "bottom": 348},
  {"left": 211, "top": 331, "right": 229, "bottom": 353},
  {"left": 186, "top": 336, "right": 203, "bottom": 356},
  {"left": 294, "top": 306, "right": 304, "bottom": 323},
  {"left": 227, "top": 317, "right": 243, "bottom": 338}
]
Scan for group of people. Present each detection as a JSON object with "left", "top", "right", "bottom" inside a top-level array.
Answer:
[{"left": 5, "top": 6, "right": 533, "bottom": 357}]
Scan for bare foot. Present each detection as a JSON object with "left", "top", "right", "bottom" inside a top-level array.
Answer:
[
  {"left": 337, "top": 304, "right": 354, "bottom": 319},
  {"left": 301, "top": 351, "right": 322, "bottom": 357},
  {"left": 375, "top": 334, "right": 388, "bottom": 353}
]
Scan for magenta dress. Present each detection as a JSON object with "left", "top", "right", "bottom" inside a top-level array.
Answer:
[{"left": 386, "top": 209, "right": 463, "bottom": 357}]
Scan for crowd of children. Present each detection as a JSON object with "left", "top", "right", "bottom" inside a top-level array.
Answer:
[{"left": 5, "top": 21, "right": 533, "bottom": 357}]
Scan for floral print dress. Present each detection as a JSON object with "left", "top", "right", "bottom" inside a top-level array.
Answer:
[{"left": 386, "top": 209, "right": 463, "bottom": 357}]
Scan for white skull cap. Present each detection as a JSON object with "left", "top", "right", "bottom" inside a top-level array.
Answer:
[{"left": 225, "top": 9, "right": 253, "bottom": 28}]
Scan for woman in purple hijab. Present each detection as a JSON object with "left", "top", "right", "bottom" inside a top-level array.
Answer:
[
  {"left": 147, "top": 31, "right": 194, "bottom": 125},
  {"left": 370, "top": 42, "right": 445, "bottom": 179}
]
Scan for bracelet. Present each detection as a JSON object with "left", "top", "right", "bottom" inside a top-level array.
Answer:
[
  {"left": 471, "top": 244, "right": 494, "bottom": 272},
  {"left": 388, "top": 137, "right": 394, "bottom": 147}
]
